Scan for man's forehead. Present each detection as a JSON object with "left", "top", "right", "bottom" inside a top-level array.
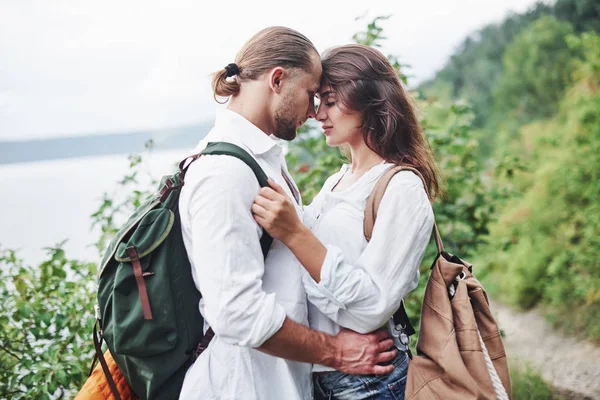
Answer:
[
  {"left": 309, "top": 52, "right": 322, "bottom": 89},
  {"left": 311, "top": 65, "right": 322, "bottom": 91},
  {"left": 303, "top": 70, "right": 320, "bottom": 92},
  {"left": 296, "top": 73, "right": 318, "bottom": 90}
]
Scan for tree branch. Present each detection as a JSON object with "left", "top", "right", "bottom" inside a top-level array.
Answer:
[{"left": 0, "top": 344, "right": 22, "bottom": 361}]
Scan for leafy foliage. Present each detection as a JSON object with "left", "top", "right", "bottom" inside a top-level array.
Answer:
[
  {"left": 477, "top": 32, "right": 600, "bottom": 341},
  {"left": 418, "top": 0, "right": 600, "bottom": 343},
  {"left": 509, "top": 363, "right": 555, "bottom": 400},
  {"left": 419, "top": 0, "right": 600, "bottom": 131},
  {"left": 492, "top": 16, "right": 577, "bottom": 124},
  {"left": 0, "top": 246, "right": 96, "bottom": 399}
]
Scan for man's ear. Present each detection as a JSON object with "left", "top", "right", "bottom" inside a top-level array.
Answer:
[{"left": 268, "top": 67, "right": 285, "bottom": 94}]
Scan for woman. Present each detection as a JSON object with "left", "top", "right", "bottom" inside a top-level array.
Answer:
[{"left": 251, "top": 44, "right": 442, "bottom": 400}]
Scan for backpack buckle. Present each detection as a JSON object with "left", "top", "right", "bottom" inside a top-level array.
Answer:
[
  {"left": 158, "top": 178, "right": 174, "bottom": 203},
  {"left": 392, "top": 323, "right": 411, "bottom": 349}
]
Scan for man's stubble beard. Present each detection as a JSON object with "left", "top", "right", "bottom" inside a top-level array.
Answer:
[{"left": 273, "top": 92, "right": 299, "bottom": 141}]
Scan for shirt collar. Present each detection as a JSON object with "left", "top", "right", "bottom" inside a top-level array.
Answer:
[{"left": 214, "top": 109, "right": 281, "bottom": 156}]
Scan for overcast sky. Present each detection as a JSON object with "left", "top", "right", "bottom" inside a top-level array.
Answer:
[{"left": 0, "top": 0, "right": 542, "bottom": 141}]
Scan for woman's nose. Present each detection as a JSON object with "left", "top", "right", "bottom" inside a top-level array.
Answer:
[{"left": 315, "top": 104, "right": 326, "bottom": 122}]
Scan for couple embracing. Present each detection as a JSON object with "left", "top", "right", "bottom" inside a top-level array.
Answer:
[{"left": 179, "top": 26, "right": 439, "bottom": 400}]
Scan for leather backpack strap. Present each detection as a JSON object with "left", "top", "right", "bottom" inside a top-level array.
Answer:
[
  {"left": 364, "top": 165, "right": 443, "bottom": 254},
  {"left": 92, "top": 320, "right": 122, "bottom": 400},
  {"left": 363, "top": 165, "right": 444, "bottom": 341}
]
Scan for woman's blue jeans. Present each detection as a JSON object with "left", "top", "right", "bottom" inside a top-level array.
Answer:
[{"left": 313, "top": 351, "right": 409, "bottom": 400}]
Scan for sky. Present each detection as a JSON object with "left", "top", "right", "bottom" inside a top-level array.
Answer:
[{"left": 0, "top": 0, "right": 542, "bottom": 141}]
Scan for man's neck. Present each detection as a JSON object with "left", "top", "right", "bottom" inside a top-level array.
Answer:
[{"left": 227, "top": 94, "right": 273, "bottom": 136}]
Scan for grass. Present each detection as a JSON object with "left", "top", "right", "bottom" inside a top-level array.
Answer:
[{"left": 510, "top": 362, "right": 555, "bottom": 400}]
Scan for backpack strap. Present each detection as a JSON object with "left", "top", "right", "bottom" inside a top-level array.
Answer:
[
  {"left": 363, "top": 165, "right": 444, "bottom": 339},
  {"left": 183, "top": 142, "right": 276, "bottom": 360},
  {"left": 364, "top": 165, "right": 443, "bottom": 253},
  {"left": 199, "top": 142, "right": 270, "bottom": 187},
  {"left": 180, "top": 141, "right": 274, "bottom": 258}
]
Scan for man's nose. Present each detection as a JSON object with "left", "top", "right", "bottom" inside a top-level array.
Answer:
[{"left": 307, "top": 104, "right": 316, "bottom": 119}]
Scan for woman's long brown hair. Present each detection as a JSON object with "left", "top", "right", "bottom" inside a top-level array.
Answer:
[{"left": 321, "top": 44, "right": 443, "bottom": 199}]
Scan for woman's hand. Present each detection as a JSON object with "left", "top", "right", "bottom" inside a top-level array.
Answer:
[{"left": 252, "top": 179, "right": 303, "bottom": 244}]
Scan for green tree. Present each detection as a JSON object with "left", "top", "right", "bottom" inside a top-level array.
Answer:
[
  {"left": 554, "top": 0, "right": 600, "bottom": 33},
  {"left": 419, "top": 0, "right": 600, "bottom": 156},
  {"left": 419, "top": 2, "right": 552, "bottom": 128},
  {"left": 492, "top": 16, "right": 577, "bottom": 124}
]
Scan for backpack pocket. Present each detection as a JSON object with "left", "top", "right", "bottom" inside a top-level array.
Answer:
[{"left": 111, "top": 208, "right": 178, "bottom": 357}]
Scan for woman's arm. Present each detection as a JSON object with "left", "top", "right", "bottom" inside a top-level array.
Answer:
[
  {"left": 311, "top": 172, "right": 433, "bottom": 333},
  {"left": 284, "top": 225, "right": 327, "bottom": 282},
  {"left": 252, "top": 172, "right": 434, "bottom": 333},
  {"left": 252, "top": 180, "right": 327, "bottom": 282}
]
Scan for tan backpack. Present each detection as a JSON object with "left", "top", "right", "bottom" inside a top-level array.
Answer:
[{"left": 364, "top": 165, "right": 512, "bottom": 400}]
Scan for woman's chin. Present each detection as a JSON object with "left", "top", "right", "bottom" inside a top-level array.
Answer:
[{"left": 325, "top": 136, "right": 341, "bottom": 147}]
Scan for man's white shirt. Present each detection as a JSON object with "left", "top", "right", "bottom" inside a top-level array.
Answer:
[{"left": 178, "top": 109, "right": 312, "bottom": 400}]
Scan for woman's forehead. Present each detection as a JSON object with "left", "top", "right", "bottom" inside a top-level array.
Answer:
[{"left": 317, "top": 84, "right": 334, "bottom": 98}]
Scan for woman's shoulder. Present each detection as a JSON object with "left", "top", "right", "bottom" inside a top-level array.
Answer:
[
  {"left": 388, "top": 169, "right": 425, "bottom": 187},
  {"left": 381, "top": 169, "right": 434, "bottom": 222},
  {"left": 384, "top": 169, "right": 429, "bottom": 201}
]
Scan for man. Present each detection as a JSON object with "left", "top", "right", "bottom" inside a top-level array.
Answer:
[{"left": 179, "top": 27, "right": 396, "bottom": 400}]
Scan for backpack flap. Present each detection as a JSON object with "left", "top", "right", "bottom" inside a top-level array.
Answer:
[
  {"left": 107, "top": 208, "right": 179, "bottom": 357},
  {"left": 98, "top": 198, "right": 162, "bottom": 278},
  {"left": 114, "top": 208, "right": 175, "bottom": 263}
]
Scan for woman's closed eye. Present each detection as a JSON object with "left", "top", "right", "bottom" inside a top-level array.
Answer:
[{"left": 323, "top": 93, "right": 336, "bottom": 107}]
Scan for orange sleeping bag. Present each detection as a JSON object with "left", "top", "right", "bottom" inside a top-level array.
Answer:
[{"left": 75, "top": 350, "right": 138, "bottom": 400}]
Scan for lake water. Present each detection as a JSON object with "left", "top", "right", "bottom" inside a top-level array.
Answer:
[{"left": 0, "top": 149, "right": 192, "bottom": 267}]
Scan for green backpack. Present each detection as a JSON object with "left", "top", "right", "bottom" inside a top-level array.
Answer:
[{"left": 92, "top": 142, "right": 273, "bottom": 400}]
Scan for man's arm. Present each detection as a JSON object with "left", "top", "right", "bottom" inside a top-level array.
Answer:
[{"left": 259, "top": 318, "right": 397, "bottom": 375}]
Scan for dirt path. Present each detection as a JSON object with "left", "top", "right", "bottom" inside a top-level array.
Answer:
[{"left": 491, "top": 300, "right": 600, "bottom": 399}]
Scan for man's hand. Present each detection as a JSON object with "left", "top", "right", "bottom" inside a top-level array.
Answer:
[
  {"left": 332, "top": 328, "right": 398, "bottom": 375},
  {"left": 258, "top": 318, "right": 397, "bottom": 375}
]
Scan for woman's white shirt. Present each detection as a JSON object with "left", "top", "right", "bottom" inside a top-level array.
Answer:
[{"left": 302, "top": 163, "right": 434, "bottom": 372}]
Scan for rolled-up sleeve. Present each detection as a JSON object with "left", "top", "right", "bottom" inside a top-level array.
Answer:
[
  {"left": 302, "top": 172, "right": 434, "bottom": 334},
  {"left": 183, "top": 155, "right": 286, "bottom": 347}
]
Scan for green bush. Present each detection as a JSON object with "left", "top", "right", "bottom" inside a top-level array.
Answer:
[
  {"left": 491, "top": 16, "right": 577, "bottom": 134},
  {"left": 477, "top": 32, "right": 600, "bottom": 341},
  {"left": 0, "top": 247, "right": 96, "bottom": 399}
]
